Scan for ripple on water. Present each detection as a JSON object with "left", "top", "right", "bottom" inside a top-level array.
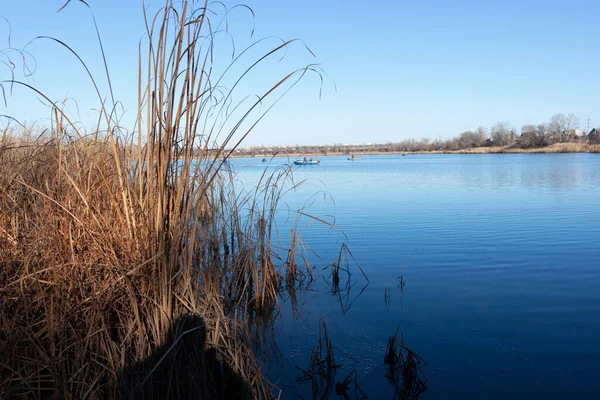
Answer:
[{"left": 232, "top": 154, "right": 600, "bottom": 399}]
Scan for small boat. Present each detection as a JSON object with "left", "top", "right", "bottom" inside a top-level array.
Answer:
[
  {"left": 294, "top": 158, "right": 320, "bottom": 165},
  {"left": 348, "top": 154, "right": 362, "bottom": 161}
]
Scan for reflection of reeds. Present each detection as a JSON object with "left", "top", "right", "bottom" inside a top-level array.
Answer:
[
  {"left": 384, "top": 327, "right": 428, "bottom": 399},
  {"left": 329, "top": 244, "right": 369, "bottom": 287},
  {"left": 397, "top": 263, "right": 406, "bottom": 288},
  {"left": 296, "top": 318, "right": 340, "bottom": 399},
  {"left": 335, "top": 370, "right": 368, "bottom": 400},
  {"left": 297, "top": 322, "right": 427, "bottom": 399},
  {"left": 385, "top": 285, "right": 391, "bottom": 311},
  {"left": 324, "top": 244, "right": 369, "bottom": 314},
  {"left": 0, "top": 0, "right": 321, "bottom": 397}
]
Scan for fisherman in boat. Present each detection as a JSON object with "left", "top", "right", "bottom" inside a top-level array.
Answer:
[{"left": 303, "top": 157, "right": 307, "bottom": 162}]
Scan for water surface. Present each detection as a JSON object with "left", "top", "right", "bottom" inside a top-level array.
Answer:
[{"left": 232, "top": 154, "right": 600, "bottom": 399}]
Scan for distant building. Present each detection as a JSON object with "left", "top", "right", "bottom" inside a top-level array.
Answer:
[{"left": 588, "top": 128, "right": 600, "bottom": 144}]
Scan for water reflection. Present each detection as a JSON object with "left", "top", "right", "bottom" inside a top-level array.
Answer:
[
  {"left": 450, "top": 154, "right": 596, "bottom": 192},
  {"left": 323, "top": 244, "right": 370, "bottom": 315},
  {"left": 296, "top": 319, "right": 340, "bottom": 399},
  {"left": 384, "top": 328, "right": 428, "bottom": 400},
  {"left": 295, "top": 320, "right": 427, "bottom": 399}
]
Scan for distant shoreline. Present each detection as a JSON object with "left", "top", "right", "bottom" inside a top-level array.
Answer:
[{"left": 229, "top": 143, "right": 600, "bottom": 159}]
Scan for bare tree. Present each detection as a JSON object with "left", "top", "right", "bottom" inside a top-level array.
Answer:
[
  {"left": 490, "top": 122, "right": 516, "bottom": 146},
  {"left": 458, "top": 131, "right": 475, "bottom": 148},
  {"left": 474, "top": 126, "right": 488, "bottom": 147},
  {"left": 548, "top": 113, "right": 569, "bottom": 143},
  {"left": 520, "top": 124, "right": 540, "bottom": 148},
  {"left": 566, "top": 113, "right": 580, "bottom": 141}
]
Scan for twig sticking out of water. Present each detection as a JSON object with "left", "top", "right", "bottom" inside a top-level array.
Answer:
[
  {"left": 285, "top": 211, "right": 315, "bottom": 291},
  {"left": 384, "top": 327, "right": 427, "bottom": 399},
  {"left": 384, "top": 285, "right": 391, "bottom": 312},
  {"left": 326, "top": 244, "right": 369, "bottom": 291},
  {"left": 324, "top": 244, "right": 370, "bottom": 314},
  {"left": 296, "top": 318, "right": 340, "bottom": 399},
  {"left": 397, "top": 263, "right": 406, "bottom": 289}
]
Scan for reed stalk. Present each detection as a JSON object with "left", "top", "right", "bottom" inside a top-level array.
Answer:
[{"left": 0, "top": 1, "right": 319, "bottom": 398}]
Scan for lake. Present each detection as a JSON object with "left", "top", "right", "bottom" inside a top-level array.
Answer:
[{"left": 231, "top": 153, "right": 600, "bottom": 399}]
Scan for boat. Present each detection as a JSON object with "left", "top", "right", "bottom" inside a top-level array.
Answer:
[
  {"left": 294, "top": 158, "right": 320, "bottom": 165},
  {"left": 347, "top": 154, "right": 363, "bottom": 161},
  {"left": 294, "top": 160, "right": 320, "bottom": 165}
]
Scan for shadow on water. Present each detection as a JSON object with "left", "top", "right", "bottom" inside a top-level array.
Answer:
[{"left": 118, "top": 315, "right": 249, "bottom": 399}]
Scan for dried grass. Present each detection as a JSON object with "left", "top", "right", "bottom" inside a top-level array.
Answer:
[
  {"left": 438, "top": 142, "right": 600, "bottom": 154},
  {"left": 0, "top": 1, "right": 319, "bottom": 398}
]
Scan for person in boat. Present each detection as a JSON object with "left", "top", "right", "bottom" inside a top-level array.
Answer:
[{"left": 303, "top": 157, "right": 307, "bottom": 162}]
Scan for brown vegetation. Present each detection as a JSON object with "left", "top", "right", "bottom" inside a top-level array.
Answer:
[
  {"left": 0, "top": 1, "right": 317, "bottom": 398},
  {"left": 436, "top": 142, "right": 600, "bottom": 154}
]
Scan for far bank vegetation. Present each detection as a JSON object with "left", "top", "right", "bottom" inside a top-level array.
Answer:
[{"left": 235, "top": 113, "right": 600, "bottom": 157}]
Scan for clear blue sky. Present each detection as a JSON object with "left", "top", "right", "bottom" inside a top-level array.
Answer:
[{"left": 1, "top": 0, "right": 599, "bottom": 146}]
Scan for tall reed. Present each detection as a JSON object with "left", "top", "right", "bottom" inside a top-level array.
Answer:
[{"left": 0, "top": 1, "right": 319, "bottom": 398}]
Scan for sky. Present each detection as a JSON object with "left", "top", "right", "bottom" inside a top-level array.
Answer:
[{"left": 1, "top": 0, "right": 600, "bottom": 146}]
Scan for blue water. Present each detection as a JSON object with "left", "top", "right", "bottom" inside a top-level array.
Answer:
[{"left": 232, "top": 154, "right": 600, "bottom": 399}]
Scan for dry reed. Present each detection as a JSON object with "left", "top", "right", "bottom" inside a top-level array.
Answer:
[
  {"left": 437, "top": 142, "right": 600, "bottom": 154},
  {"left": 0, "top": 0, "right": 320, "bottom": 398}
]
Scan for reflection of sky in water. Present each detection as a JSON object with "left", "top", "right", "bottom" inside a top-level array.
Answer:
[{"left": 231, "top": 154, "right": 600, "bottom": 399}]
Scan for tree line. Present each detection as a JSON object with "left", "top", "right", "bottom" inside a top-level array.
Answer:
[{"left": 234, "top": 113, "right": 600, "bottom": 156}]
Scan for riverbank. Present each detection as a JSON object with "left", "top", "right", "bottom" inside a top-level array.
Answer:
[
  {"left": 231, "top": 142, "right": 600, "bottom": 159},
  {"left": 434, "top": 143, "right": 600, "bottom": 154}
]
